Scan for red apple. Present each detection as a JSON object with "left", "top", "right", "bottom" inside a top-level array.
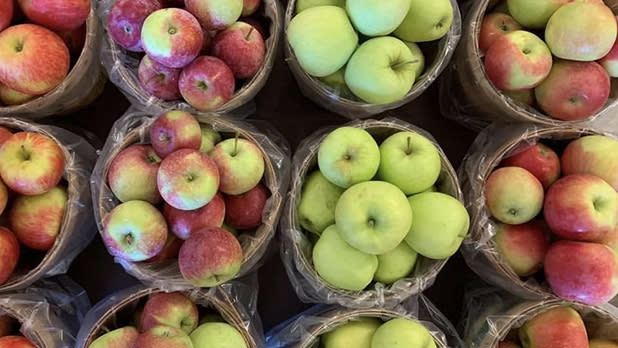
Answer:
[
  {"left": 212, "top": 21, "right": 265, "bottom": 79},
  {"left": 601, "top": 224, "right": 618, "bottom": 253},
  {"left": 107, "top": 0, "right": 161, "bottom": 52},
  {"left": 55, "top": 23, "right": 86, "bottom": 56},
  {"left": 545, "top": 241, "right": 618, "bottom": 305},
  {"left": 501, "top": 143, "right": 560, "bottom": 189},
  {"left": 164, "top": 193, "right": 225, "bottom": 240},
  {"left": 179, "top": 56, "right": 235, "bottom": 111},
  {"left": 0, "top": 24, "right": 69, "bottom": 95},
  {"left": 0, "top": 315, "right": 16, "bottom": 336},
  {"left": 598, "top": 16, "right": 618, "bottom": 78},
  {"left": 519, "top": 307, "right": 588, "bottom": 348},
  {"left": 0, "top": 83, "right": 36, "bottom": 106},
  {"left": 485, "top": 167, "right": 544, "bottom": 225},
  {"left": 134, "top": 326, "right": 193, "bottom": 348},
  {"left": 479, "top": 13, "right": 522, "bottom": 54},
  {"left": 149, "top": 110, "right": 201, "bottom": 158},
  {"left": 108, "top": 144, "right": 162, "bottom": 204},
  {"left": 141, "top": 292, "right": 199, "bottom": 334},
  {"left": 242, "top": 0, "right": 260, "bottom": 16},
  {"left": 493, "top": 221, "right": 550, "bottom": 277},
  {"left": 0, "top": 180, "right": 7, "bottom": 216},
  {"left": 17, "top": 0, "right": 90, "bottom": 31},
  {"left": 138, "top": 55, "right": 182, "bottom": 101},
  {"left": 239, "top": 17, "right": 266, "bottom": 38},
  {"left": 0, "top": 227, "right": 19, "bottom": 285},
  {"left": 0, "top": 127, "right": 12, "bottom": 147},
  {"left": 0, "top": 336, "right": 36, "bottom": 348},
  {"left": 562, "top": 135, "right": 618, "bottom": 191},
  {"left": 145, "top": 234, "right": 183, "bottom": 263},
  {"left": 224, "top": 183, "right": 268, "bottom": 230},
  {"left": 0, "top": 0, "right": 13, "bottom": 32}
]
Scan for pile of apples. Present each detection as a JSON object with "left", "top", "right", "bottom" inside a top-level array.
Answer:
[
  {"left": 486, "top": 135, "right": 618, "bottom": 305},
  {"left": 102, "top": 110, "right": 268, "bottom": 287},
  {"left": 299, "top": 127, "right": 469, "bottom": 291},
  {"left": 480, "top": 0, "right": 617, "bottom": 121},
  {"left": 0, "top": 0, "right": 90, "bottom": 106},
  {"left": 0, "top": 129, "right": 67, "bottom": 286},
  {"left": 88, "top": 291, "right": 249, "bottom": 348},
  {"left": 0, "top": 315, "right": 37, "bottom": 348},
  {"left": 287, "top": 0, "right": 453, "bottom": 105},
  {"left": 107, "top": 0, "right": 268, "bottom": 111}
]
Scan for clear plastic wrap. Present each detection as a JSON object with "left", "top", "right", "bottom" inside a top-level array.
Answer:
[
  {"left": 91, "top": 107, "right": 291, "bottom": 290},
  {"left": 95, "top": 0, "right": 282, "bottom": 119},
  {"left": 0, "top": 118, "right": 98, "bottom": 292},
  {"left": 280, "top": 118, "right": 464, "bottom": 308},
  {"left": 284, "top": 0, "right": 461, "bottom": 119},
  {"left": 265, "top": 294, "right": 463, "bottom": 348}
]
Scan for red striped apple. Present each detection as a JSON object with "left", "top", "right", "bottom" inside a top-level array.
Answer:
[
  {"left": 88, "top": 327, "right": 138, "bottom": 348},
  {"left": 0, "top": 227, "right": 19, "bottom": 285},
  {"left": 485, "top": 167, "right": 544, "bottom": 224},
  {"left": 501, "top": 143, "right": 560, "bottom": 189},
  {"left": 185, "top": 0, "right": 243, "bottom": 30},
  {"left": 134, "top": 326, "right": 193, "bottom": 348},
  {"left": 519, "top": 307, "right": 588, "bottom": 348},
  {"left": 562, "top": 135, "right": 618, "bottom": 191},
  {"left": 479, "top": 13, "right": 522, "bottom": 54},
  {"left": 107, "top": 0, "right": 162, "bottom": 52},
  {"left": 0, "top": 336, "right": 36, "bottom": 348},
  {"left": 141, "top": 292, "right": 198, "bottom": 334},
  {"left": 18, "top": 0, "right": 91, "bottom": 31},
  {"left": 178, "top": 56, "right": 235, "bottom": 111},
  {"left": 224, "top": 183, "right": 268, "bottom": 230},
  {"left": 149, "top": 110, "right": 201, "bottom": 158},
  {"left": 108, "top": 144, "right": 162, "bottom": 204},
  {"left": 139, "top": 55, "right": 181, "bottom": 101},
  {"left": 242, "top": 0, "right": 260, "bottom": 16},
  {"left": 210, "top": 138, "right": 264, "bottom": 195},
  {"left": 212, "top": 22, "right": 265, "bottom": 79},
  {"left": 164, "top": 193, "right": 225, "bottom": 240},
  {"left": 0, "top": 0, "right": 13, "bottom": 32},
  {"left": 0, "top": 83, "right": 36, "bottom": 106},
  {"left": 493, "top": 221, "right": 550, "bottom": 277}
]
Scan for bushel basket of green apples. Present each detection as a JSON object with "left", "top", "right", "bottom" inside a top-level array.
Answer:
[
  {"left": 440, "top": 0, "right": 618, "bottom": 129},
  {"left": 91, "top": 108, "right": 290, "bottom": 290},
  {"left": 284, "top": 0, "right": 461, "bottom": 119},
  {"left": 281, "top": 118, "right": 469, "bottom": 308},
  {"left": 97, "top": 0, "right": 282, "bottom": 117},
  {"left": 0, "top": 118, "right": 97, "bottom": 293},
  {"left": 460, "top": 122, "right": 618, "bottom": 305}
]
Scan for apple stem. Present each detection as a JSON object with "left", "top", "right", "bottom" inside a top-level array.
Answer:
[
  {"left": 391, "top": 59, "right": 420, "bottom": 69},
  {"left": 406, "top": 137, "right": 412, "bottom": 155},
  {"left": 232, "top": 134, "right": 239, "bottom": 157},
  {"left": 245, "top": 27, "right": 254, "bottom": 41}
]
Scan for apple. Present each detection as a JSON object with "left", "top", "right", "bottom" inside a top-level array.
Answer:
[
  {"left": 149, "top": 110, "right": 201, "bottom": 158},
  {"left": 199, "top": 126, "right": 221, "bottom": 154},
  {"left": 374, "top": 241, "right": 418, "bottom": 284},
  {"left": 562, "top": 135, "right": 618, "bottom": 191},
  {"left": 0, "top": 127, "right": 12, "bottom": 147},
  {"left": 0, "top": 315, "right": 16, "bottom": 336},
  {"left": 372, "top": 318, "right": 437, "bottom": 348},
  {"left": 394, "top": 0, "right": 453, "bottom": 42},
  {"left": 242, "top": 0, "right": 260, "bottom": 16},
  {"left": 346, "top": 0, "right": 411, "bottom": 37},
  {"left": 88, "top": 327, "right": 139, "bottom": 348},
  {"left": 317, "top": 127, "right": 380, "bottom": 189},
  {"left": 0, "top": 24, "right": 69, "bottom": 95},
  {"left": 501, "top": 143, "right": 560, "bottom": 189},
  {"left": 224, "top": 183, "right": 268, "bottom": 230},
  {"left": 545, "top": 241, "right": 618, "bottom": 305},
  {"left": 0, "top": 83, "right": 35, "bottom": 106},
  {"left": 403, "top": 41, "right": 425, "bottom": 78},
  {"left": 179, "top": 227, "right": 242, "bottom": 287},
  {"left": 56, "top": 23, "right": 87, "bottom": 55},
  {"left": 212, "top": 22, "right": 265, "bottom": 79},
  {"left": 378, "top": 131, "right": 441, "bottom": 195},
  {"left": 158, "top": 149, "right": 220, "bottom": 211},
  {"left": 502, "top": 89, "right": 535, "bottom": 106},
  {"left": 134, "top": 326, "right": 193, "bottom": 348},
  {"left": 312, "top": 224, "right": 378, "bottom": 291},
  {"left": 479, "top": 13, "right": 522, "bottom": 54},
  {"left": 178, "top": 56, "right": 235, "bottom": 111},
  {"left": 0, "top": 132, "right": 64, "bottom": 195},
  {"left": 107, "top": 144, "right": 162, "bottom": 204},
  {"left": 138, "top": 55, "right": 182, "bottom": 101},
  {"left": 145, "top": 233, "right": 183, "bottom": 263},
  {"left": 590, "top": 340, "right": 618, "bottom": 348},
  {"left": 0, "top": 227, "right": 19, "bottom": 285},
  {"left": 185, "top": 0, "right": 242, "bottom": 30},
  {"left": 484, "top": 31, "right": 552, "bottom": 91},
  {"left": 239, "top": 17, "right": 266, "bottom": 38},
  {"left": 141, "top": 8, "right": 203, "bottom": 69},
  {"left": 107, "top": 0, "right": 162, "bottom": 52},
  {"left": 0, "top": 336, "right": 36, "bottom": 348},
  {"left": 298, "top": 170, "right": 344, "bottom": 235},
  {"left": 141, "top": 292, "right": 198, "bottom": 334},
  {"left": 287, "top": 6, "right": 358, "bottom": 77},
  {"left": 102, "top": 200, "right": 168, "bottom": 262},
  {"left": 544, "top": 174, "right": 618, "bottom": 242},
  {"left": 17, "top": 0, "right": 90, "bottom": 31},
  {"left": 600, "top": 224, "right": 618, "bottom": 253},
  {"left": 322, "top": 317, "right": 380, "bottom": 348},
  {"left": 493, "top": 221, "right": 550, "bottom": 277},
  {"left": 190, "top": 322, "right": 248, "bottom": 348},
  {"left": 506, "top": 0, "right": 567, "bottom": 29},
  {"left": 599, "top": 17, "right": 618, "bottom": 77},
  {"left": 0, "top": 179, "right": 8, "bottom": 215},
  {"left": 0, "top": 0, "right": 12, "bottom": 32},
  {"left": 210, "top": 138, "right": 264, "bottom": 195},
  {"left": 318, "top": 67, "right": 354, "bottom": 98},
  {"left": 295, "top": 0, "right": 345, "bottom": 13},
  {"left": 336, "top": 181, "right": 412, "bottom": 255},
  {"left": 164, "top": 193, "right": 225, "bottom": 240},
  {"left": 520, "top": 307, "right": 588, "bottom": 348},
  {"left": 485, "top": 167, "right": 544, "bottom": 225}
]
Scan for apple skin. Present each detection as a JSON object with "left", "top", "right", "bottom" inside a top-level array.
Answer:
[
  {"left": 239, "top": 17, "right": 266, "bottom": 38},
  {"left": 0, "top": 127, "right": 12, "bottom": 147},
  {"left": 242, "top": 0, "right": 260, "bottom": 16},
  {"left": 210, "top": 138, "right": 264, "bottom": 195},
  {"left": 322, "top": 317, "right": 381, "bottom": 348},
  {"left": 298, "top": 170, "right": 344, "bottom": 235},
  {"left": 212, "top": 21, "right": 265, "bottom": 79},
  {"left": 141, "top": 292, "right": 199, "bottom": 334},
  {"left": 479, "top": 13, "right": 522, "bottom": 54},
  {"left": 178, "top": 56, "right": 236, "bottom": 111},
  {"left": 346, "top": 0, "right": 411, "bottom": 37},
  {"left": 0, "top": 0, "right": 12, "bottom": 32},
  {"left": 372, "top": 318, "right": 437, "bottom": 348},
  {"left": 141, "top": 8, "right": 203, "bottom": 69},
  {"left": 17, "top": 0, "right": 90, "bottom": 31},
  {"left": 224, "top": 183, "right": 269, "bottom": 230},
  {"left": 485, "top": 167, "right": 544, "bottom": 225},
  {"left": 0, "top": 336, "right": 37, "bottom": 348},
  {"left": 519, "top": 307, "right": 588, "bottom": 348},
  {"left": 506, "top": 0, "right": 568, "bottom": 29},
  {"left": 0, "top": 83, "right": 36, "bottom": 106},
  {"left": 374, "top": 241, "right": 418, "bottom": 284},
  {"left": 149, "top": 110, "right": 201, "bottom": 158},
  {"left": 394, "top": 0, "right": 453, "bottom": 42},
  {"left": 590, "top": 340, "right": 618, "bottom": 348},
  {"left": 0, "top": 24, "right": 69, "bottom": 95},
  {"left": 56, "top": 23, "right": 86, "bottom": 55},
  {"left": 199, "top": 126, "right": 221, "bottom": 154},
  {"left": 102, "top": 200, "right": 168, "bottom": 262},
  {"left": 9, "top": 186, "right": 67, "bottom": 251},
  {"left": 145, "top": 233, "right": 183, "bottom": 263},
  {"left": 0, "top": 227, "right": 19, "bottom": 286},
  {"left": 0, "top": 315, "right": 16, "bottom": 336},
  {"left": 0, "top": 180, "right": 8, "bottom": 215},
  {"left": 190, "top": 322, "right": 248, "bottom": 348},
  {"left": 544, "top": 174, "right": 618, "bottom": 242},
  {"left": 501, "top": 143, "right": 560, "bottom": 189},
  {"left": 319, "top": 67, "right": 354, "bottom": 99},
  {"left": 107, "top": 0, "right": 162, "bottom": 52},
  {"left": 164, "top": 193, "right": 225, "bottom": 240},
  {"left": 108, "top": 144, "right": 162, "bottom": 204},
  {"left": 502, "top": 89, "right": 535, "bottom": 106},
  {"left": 179, "top": 227, "right": 243, "bottom": 287},
  {"left": 312, "top": 225, "right": 378, "bottom": 291},
  {"left": 0, "top": 132, "right": 65, "bottom": 196},
  {"left": 89, "top": 327, "right": 139, "bottom": 348},
  {"left": 493, "top": 221, "right": 550, "bottom": 277},
  {"left": 296, "top": 0, "right": 345, "bottom": 13},
  {"left": 134, "top": 326, "right": 193, "bottom": 348},
  {"left": 535, "top": 61, "right": 610, "bottom": 121},
  {"left": 599, "top": 17, "right": 618, "bottom": 77},
  {"left": 186, "top": 0, "right": 242, "bottom": 30},
  {"left": 484, "top": 30, "right": 552, "bottom": 91},
  {"left": 139, "top": 55, "right": 182, "bottom": 101},
  {"left": 562, "top": 135, "right": 618, "bottom": 191}
]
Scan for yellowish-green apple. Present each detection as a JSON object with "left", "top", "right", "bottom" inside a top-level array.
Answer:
[
  {"left": 199, "top": 126, "right": 221, "bottom": 154},
  {"left": 590, "top": 340, "right": 618, "bottom": 348},
  {"left": 562, "top": 135, "right": 618, "bottom": 191},
  {"left": 346, "top": 0, "right": 412, "bottom": 36},
  {"left": 506, "top": 0, "right": 568, "bottom": 29},
  {"left": 185, "top": 0, "right": 243, "bottom": 30},
  {"left": 312, "top": 225, "right": 378, "bottom": 291},
  {"left": 519, "top": 307, "right": 588, "bottom": 348},
  {"left": 296, "top": 0, "right": 345, "bottom": 13},
  {"left": 89, "top": 326, "right": 139, "bottom": 348},
  {"left": 485, "top": 167, "right": 544, "bottom": 224},
  {"left": 190, "top": 322, "right": 247, "bottom": 348},
  {"left": 319, "top": 67, "right": 354, "bottom": 99},
  {"left": 394, "top": 0, "right": 453, "bottom": 42},
  {"left": 287, "top": 6, "right": 358, "bottom": 77},
  {"left": 599, "top": 16, "right": 618, "bottom": 77},
  {"left": 298, "top": 171, "right": 345, "bottom": 235},
  {"left": 322, "top": 317, "right": 381, "bottom": 348},
  {"left": 372, "top": 318, "right": 437, "bottom": 348},
  {"left": 403, "top": 41, "right": 425, "bottom": 78},
  {"left": 374, "top": 241, "right": 418, "bottom": 284}
]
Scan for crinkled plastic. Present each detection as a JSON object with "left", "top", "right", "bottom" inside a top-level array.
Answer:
[
  {"left": 280, "top": 117, "right": 464, "bottom": 308},
  {"left": 265, "top": 294, "right": 463, "bottom": 348},
  {"left": 439, "top": 0, "right": 618, "bottom": 130},
  {"left": 90, "top": 107, "right": 291, "bottom": 290},
  {"left": 0, "top": 118, "right": 97, "bottom": 292},
  {"left": 95, "top": 0, "right": 282, "bottom": 119},
  {"left": 284, "top": 0, "right": 461, "bottom": 119},
  {"left": 75, "top": 275, "right": 265, "bottom": 348},
  {"left": 0, "top": 275, "right": 91, "bottom": 348}
]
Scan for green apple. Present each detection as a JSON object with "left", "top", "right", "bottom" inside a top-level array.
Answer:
[
  {"left": 420, "top": 186, "right": 437, "bottom": 193},
  {"left": 199, "top": 126, "right": 221, "bottom": 154},
  {"left": 345, "top": 37, "right": 417, "bottom": 104},
  {"left": 312, "top": 225, "right": 378, "bottom": 291},
  {"left": 319, "top": 67, "right": 354, "bottom": 99},
  {"left": 378, "top": 131, "right": 441, "bottom": 195},
  {"left": 322, "top": 317, "right": 381, "bottom": 348},
  {"left": 405, "top": 192, "right": 469, "bottom": 259},
  {"left": 374, "top": 241, "right": 418, "bottom": 284},
  {"left": 394, "top": 0, "right": 453, "bottom": 42},
  {"left": 298, "top": 170, "right": 345, "bottom": 235},
  {"left": 507, "top": 0, "right": 567, "bottom": 29},
  {"left": 288, "top": 6, "right": 358, "bottom": 77},
  {"left": 336, "top": 181, "right": 412, "bottom": 255},
  {"left": 403, "top": 41, "right": 425, "bottom": 78},
  {"left": 296, "top": 0, "right": 345, "bottom": 13},
  {"left": 318, "top": 127, "right": 380, "bottom": 188},
  {"left": 346, "top": 0, "right": 412, "bottom": 36},
  {"left": 89, "top": 326, "right": 139, "bottom": 348},
  {"left": 371, "top": 318, "right": 437, "bottom": 348},
  {"left": 190, "top": 322, "right": 247, "bottom": 348}
]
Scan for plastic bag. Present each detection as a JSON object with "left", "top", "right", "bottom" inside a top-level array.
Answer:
[{"left": 280, "top": 117, "right": 464, "bottom": 308}]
